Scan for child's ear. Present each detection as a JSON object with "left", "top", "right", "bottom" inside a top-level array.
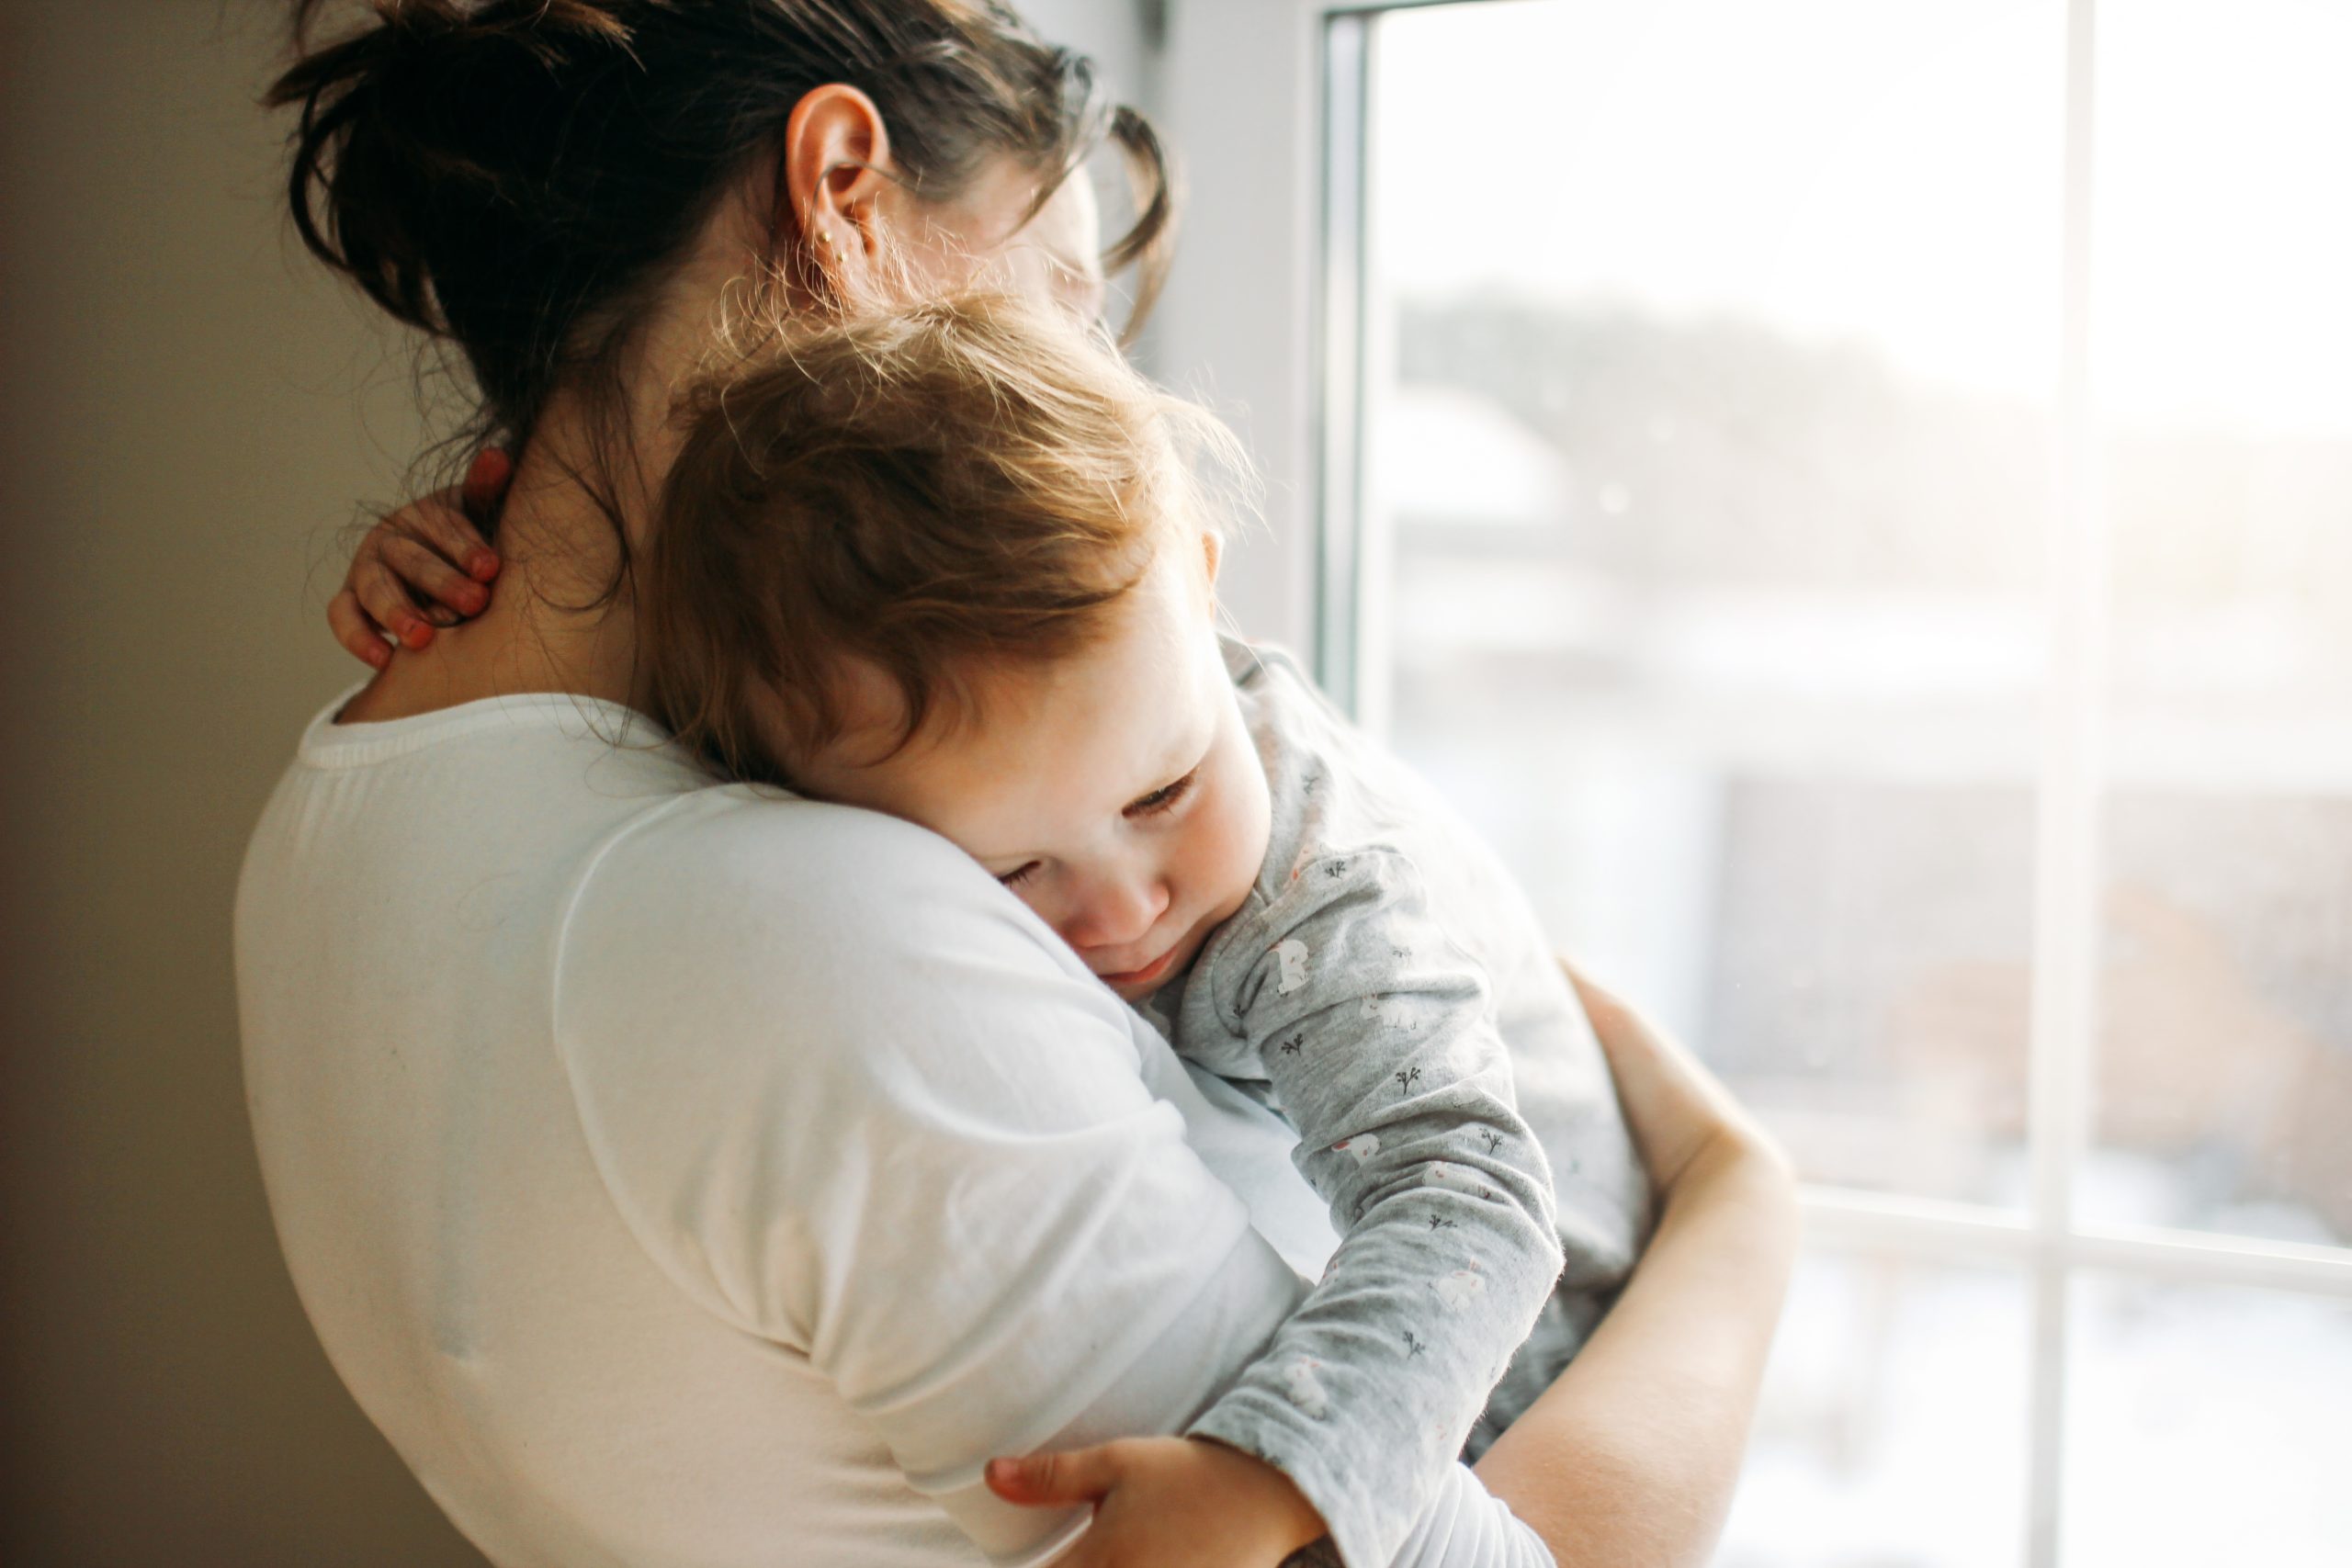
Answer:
[{"left": 1201, "top": 529, "right": 1224, "bottom": 590}]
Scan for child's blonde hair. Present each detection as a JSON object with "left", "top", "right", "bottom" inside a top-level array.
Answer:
[{"left": 641, "top": 293, "right": 1245, "bottom": 787}]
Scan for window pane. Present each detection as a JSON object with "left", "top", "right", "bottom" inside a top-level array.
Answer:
[
  {"left": 1722, "top": 1251, "right": 2030, "bottom": 1568},
  {"left": 2091, "top": 796, "right": 2352, "bottom": 1247},
  {"left": 2087, "top": 0, "right": 2352, "bottom": 1247},
  {"left": 2063, "top": 1275, "right": 2352, "bottom": 1567},
  {"left": 1362, "top": 0, "right": 2063, "bottom": 1203}
]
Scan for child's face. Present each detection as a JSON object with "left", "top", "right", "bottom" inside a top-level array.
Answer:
[{"left": 797, "top": 536, "right": 1272, "bottom": 1003}]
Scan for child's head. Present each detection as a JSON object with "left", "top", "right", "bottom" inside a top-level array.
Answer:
[{"left": 644, "top": 295, "right": 1272, "bottom": 998}]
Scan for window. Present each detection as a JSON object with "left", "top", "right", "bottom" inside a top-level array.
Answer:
[{"left": 1157, "top": 1, "right": 2352, "bottom": 1562}]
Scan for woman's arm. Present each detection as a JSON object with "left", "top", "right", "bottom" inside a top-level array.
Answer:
[{"left": 1471, "top": 969, "right": 1798, "bottom": 1568}]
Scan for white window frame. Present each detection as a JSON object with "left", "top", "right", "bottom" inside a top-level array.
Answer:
[{"left": 1149, "top": 3, "right": 2352, "bottom": 1563}]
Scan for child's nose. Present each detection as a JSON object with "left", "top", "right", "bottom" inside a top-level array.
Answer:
[{"left": 1065, "top": 872, "right": 1170, "bottom": 955}]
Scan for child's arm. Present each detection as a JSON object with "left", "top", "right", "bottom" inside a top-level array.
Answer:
[{"left": 1171, "top": 849, "right": 1567, "bottom": 1568}]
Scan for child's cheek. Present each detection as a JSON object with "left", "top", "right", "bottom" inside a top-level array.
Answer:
[{"left": 1200, "top": 746, "right": 1273, "bottom": 919}]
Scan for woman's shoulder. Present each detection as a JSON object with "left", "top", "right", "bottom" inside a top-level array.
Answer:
[
  {"left": 553, "top": 782, "right": 1156, "bottom": 1144},
  {"left": 568, "top": 785, "right": 1069, "bottom": 973},
  {"left": 600, "top": 784, "right": 985, "bottom": 895}
]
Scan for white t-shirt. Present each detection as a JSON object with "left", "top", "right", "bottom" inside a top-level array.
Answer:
[{"left": 234, "top": 690, "right": 1554, "bottom": 1568}]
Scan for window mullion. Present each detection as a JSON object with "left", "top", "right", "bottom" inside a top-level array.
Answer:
[
  {"left": 1799, "top": 1186, "right": 2352, "bottom": 1297},
  {"left": 2026, "top": 2, "right": 2107, "bottom": 1565},
  {"left": 1314, "top": 9, "right": 1372, "bottom": 714}
]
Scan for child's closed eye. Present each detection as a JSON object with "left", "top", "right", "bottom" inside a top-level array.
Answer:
[
  {"left": 1125, "top": 768, "right": 1200, "bottom": 819},
  {"left": 993, "top": 766, "right": 1203, "bottom": 887}
]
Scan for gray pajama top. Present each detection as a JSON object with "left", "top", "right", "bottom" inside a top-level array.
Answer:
[{"left": 1141, "top": 639, "right": 1650, "bottom": 1568}]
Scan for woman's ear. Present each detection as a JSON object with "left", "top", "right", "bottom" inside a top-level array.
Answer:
[
  {"left": 779, "top": 84, "right": 894, "bottom": 297},
  {"left": 1201, "top": 529, "right": 1224, "bottom": 589}
]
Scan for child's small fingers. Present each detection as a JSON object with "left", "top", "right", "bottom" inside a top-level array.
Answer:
[
  {"left": 985, "top": 1446, "right": 1119, "bottom": 1506},
  {"left": 459, "top": 446, "right": 514, "bottom": 528},
  {"left": 382, "top": 534, "right": 490, "bottom": 617},
  {"left": 328, "top": 590, "right": 392, "bottom": 670},
  {"left": 373, "top": 482, "right": 500, "bottom": 585},
  {"left": 398, "top": 481, "right": 497, "bottom": 573},
  {"left": 352, "top": 557, "right": 435, "bottom": 651}
]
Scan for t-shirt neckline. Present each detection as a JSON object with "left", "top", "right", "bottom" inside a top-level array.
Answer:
[{"left": 299, "top": 683, "right": 667, "bottom": 771}]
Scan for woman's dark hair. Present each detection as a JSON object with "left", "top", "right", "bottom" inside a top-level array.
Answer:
[{"left": 267, "top": 0, "right": 1174, "bottom": 562}]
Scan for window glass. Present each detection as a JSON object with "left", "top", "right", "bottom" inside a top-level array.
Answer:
[
  {"left": 1363, "top": 0, "right": 2064, "bottom": 1204},
  {"left": 2094, "top": 795, "right": 2352, "bottom": 1247},
  {"left": 2086, "top": 0, "right": 2352, "bottom": 1248},
  {"left": 2063, "top": 1275, "right": 2352, "bottom": 1567},
  {"left": 1722, "top": 1254, "right": 2030, "bottom": 1568},
  {"left": 1338, "top": 3, "right": 2352, "bottom": 1560}
]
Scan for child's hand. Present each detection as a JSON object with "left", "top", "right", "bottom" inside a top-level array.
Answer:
[
  {"left": 986, "top": 1435, "right": 1329, "bottom": 1568},
  {"left": 329, "top": 447, "right": 511, "bottom": 668}
]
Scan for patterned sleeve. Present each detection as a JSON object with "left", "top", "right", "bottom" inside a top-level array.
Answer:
[{"left": 1184, "top": 848, "right": 1566, "bottom": 1568}]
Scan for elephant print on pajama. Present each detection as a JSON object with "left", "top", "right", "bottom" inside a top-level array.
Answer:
[
  {"left": 1283, "top": 1358, "right": 1332, "bottom": 1419},
  {"left": 1272, "top": 938, "right": 1310, "bottom": 996},
  {"left": 1432, "top": 1269, "right": 1487, "bottom": 1312}
]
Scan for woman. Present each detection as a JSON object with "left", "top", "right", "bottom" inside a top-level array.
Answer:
[{"left": 238, "top": 4, "right": 1797, "bottom": 1565}]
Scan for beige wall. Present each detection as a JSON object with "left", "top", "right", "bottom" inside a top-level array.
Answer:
[
  {"left": 0, "top": 1, "right": 479, "bottom": 1561},
  {"left": 0, "top": 2, "right": 1145, "bottom": 1562}
]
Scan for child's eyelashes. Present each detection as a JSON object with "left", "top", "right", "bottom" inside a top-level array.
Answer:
[
  {"left": 1125, "top": 768, "right": 1201, "bottom": 819},
  {"left": 992, "top": 768, "right": 1204, "bottom": 888}
]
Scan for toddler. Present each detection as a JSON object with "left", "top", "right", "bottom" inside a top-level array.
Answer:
[{"left": 640, "top": 296, "right": 1650, "bottom": 1568}]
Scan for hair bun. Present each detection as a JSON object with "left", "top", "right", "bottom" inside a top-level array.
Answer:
[{"left": 269, "top": 2, "right": 632, "bottom": 345}]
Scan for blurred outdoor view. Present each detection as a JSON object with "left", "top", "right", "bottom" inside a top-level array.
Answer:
[{"left": 1351, "top": 1, "right": 2352, "bottom": 1562}]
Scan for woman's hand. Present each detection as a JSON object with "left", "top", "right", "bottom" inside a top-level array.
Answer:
[
  {"left": 986, "top": 1435, "right": 1328, "bottom": 1568},
  {"left": 329, "top": 448, "right": 513, "bottom": 669}
]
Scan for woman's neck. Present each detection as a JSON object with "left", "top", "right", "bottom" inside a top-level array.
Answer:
[
  {"left": 335, "top": 415, "right": 651, "bottom": 725},
  {"left": 335, "top": 231, "right": 777, "bottom": 727}
]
